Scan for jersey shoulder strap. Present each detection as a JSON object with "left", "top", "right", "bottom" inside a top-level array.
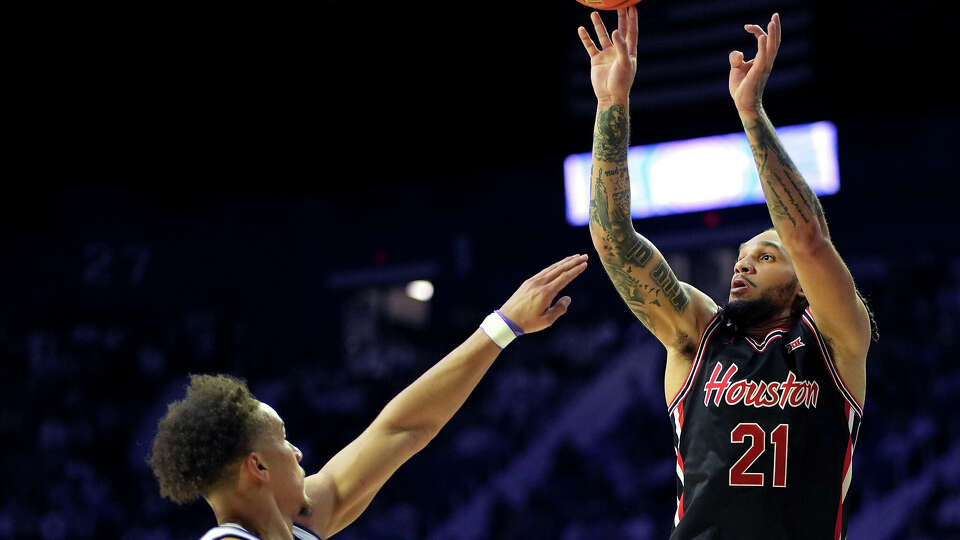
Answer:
[
  {"left": 198, "top": 522, "right": 322, "bottom": 540},
  {"left": 293, "top": 524, "right": 323, "bottom": 540},
  {"left": 800, "top": 307, "right": 864, "bottom": 417},
  {"left": 199, "top": 524, "right": 261, "bottom": 540}
]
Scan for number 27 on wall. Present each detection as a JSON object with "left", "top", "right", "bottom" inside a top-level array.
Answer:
[{"left": 729, "top": 423, "right": 788, "bottom": 487}]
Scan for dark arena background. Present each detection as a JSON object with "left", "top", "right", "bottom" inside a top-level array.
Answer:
[{"left": 3, "top": 1, "right": 958, "bottom": 538}]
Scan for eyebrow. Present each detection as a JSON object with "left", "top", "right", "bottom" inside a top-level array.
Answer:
[{"left": 738, "top": 240, "right": 786, "bottom": 255}]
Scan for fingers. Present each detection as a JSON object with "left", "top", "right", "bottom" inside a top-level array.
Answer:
[
  {"left": 768, "top": 13, "right": 781, "bottom": 60},
  {"left": 540, "top": 254, "right": 588, "bottom": 283},
  {"left": 744, "top": 24, "right": 767, "bottom": 64},
  {"left": 578, "top": 26, "right": 600, "bottom": 57},
  {"left": 502, "top": 256, "right": 584, "bottom": 333},
  {"left": 591, "top": 11, "right": 613, "bottom": 49},
  {"left": 626, "top": 6, "right": 639, "bottom": 53},
  {"left": 616, "top": 7, "right": 638, "bottom": 55},
  {"left": 729, "top": 51, "right": 753, "bottom": 77},
  {"left": 543, "top": 296, "right": 572, "bottom": 324},
  {"left": 611, "top": 29, "right": 629, "bottom": 59},
  {"left": 528, "top": 254, "right": 578, "bottom": 284},
  {"left": 583, "top": 9, "right": 637, "bottom": 58},
  {"left": 770, "top": 13, "right": 781, "bottom": 45},
  {"left": 744, "top": 23, "right": 767, "bottom": 39},
  {"left": 729, "top": 50, "right": 744, "bottom": 68},
  {"left": 544, "top": 258, "right": 589, "bottom": 297},
  {"left": 744, "top": 13, "right": 781, "bottom": 65},
  {"left": 540, "top": 253, "right": 586, "bottom": 277}
]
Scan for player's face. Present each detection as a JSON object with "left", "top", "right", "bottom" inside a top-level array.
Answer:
[
  {"left": 729, "top": 230, "right": 802, "bottom": 309},
  {"left": 255, "top": 402, "right": 311, "bottom": 518}
]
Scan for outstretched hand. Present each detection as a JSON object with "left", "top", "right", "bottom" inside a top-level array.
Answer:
[
  {"left": 578, "top": 7, "right": 639, "bottom": 104},
  {"left": 729, "top": 13, "right": 781, "bottom": 115},
  {"left": 499, "top": 254, "right": 588, "bottom": 334}
]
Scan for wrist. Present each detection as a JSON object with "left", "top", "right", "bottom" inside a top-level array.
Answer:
[
  {"left": 737, "top": 105, "right": 765, "bottom": 124},
  {"left": 597, "top": 96, "right": 629, "bottom": 110},
  {"left": 479, "top": 310, "right": 524, "bottom": 349}
]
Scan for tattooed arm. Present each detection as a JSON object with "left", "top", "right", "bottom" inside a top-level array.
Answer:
[
  {"left": 579, "top": 8, "right": 717, "bottom": 401},
  {"left": 729, "top": 13, "right": 870, "bottom": 403},
  {"left": 589, "top": 103, "right": 714, "bottom": 342}
]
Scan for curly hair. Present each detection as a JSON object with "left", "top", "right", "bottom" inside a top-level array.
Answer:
[{"left": 148, "top": 374, "right": 265, "bottom": 504}]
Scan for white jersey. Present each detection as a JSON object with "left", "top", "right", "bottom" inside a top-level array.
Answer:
[{"left": 199, "top": 522, "right": 322, "bottom": 540}]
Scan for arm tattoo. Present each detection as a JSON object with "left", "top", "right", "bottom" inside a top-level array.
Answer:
[
  {"left": 651, "top": 261, "right": 690, "bottom": 313},
  {"left": 589, "top": 103, "right": 690, "bottom": 328},
  {"left": 594, "top": 104, "right": 629, "bottom": 163},
  {"left": 745, "top": 114, "right": 827, "bottom": 234},
  {"left": 600, "top": 260, "right": 658, "bottom": 332}
]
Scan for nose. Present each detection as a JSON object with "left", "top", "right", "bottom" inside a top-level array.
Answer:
[{"left": 735, "top": 259, "right": 754, "bottom": 274}]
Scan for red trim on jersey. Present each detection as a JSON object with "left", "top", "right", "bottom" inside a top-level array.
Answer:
[
  {"left": 678, "top": 491, "right": 685, "bottom": 520},
  {"left": 668, "top": 310, "right": 722, "bottom": 413},
  {"left": 801, "top": 309, "right": 864, "bottom": 416},
  {"left": 671, "top": 408, "right": 681, "bottom": 447},
  {"left": 842, "top": 404, "right": 854, "bottom": 502},
  {"left": 835, "top": 407, "right": 854, "bottom": 540},
  {"left": 834, "top": 500, "right": 843, "bottom": 540},
  {"left": 675, "top": 403, "right": 686, "bottom": 479},
  {"left": 743, "top": 332, "right": 786, "bottom": 353}
]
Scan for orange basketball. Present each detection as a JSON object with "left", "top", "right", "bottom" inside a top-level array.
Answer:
[{"left": 575, "top": 0, "right": 643, "bottom": 10}]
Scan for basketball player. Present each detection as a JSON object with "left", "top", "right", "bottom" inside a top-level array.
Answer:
[
  {"left": 148, "top": 254, "right": 588, "bottom": 540},
  {"left": 579, "top": 8, "right": 877, "bottom": 538}
]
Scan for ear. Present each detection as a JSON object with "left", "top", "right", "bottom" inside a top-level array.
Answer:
[{"left": 242, "top": 453, "right": 270, "bottom": 483}]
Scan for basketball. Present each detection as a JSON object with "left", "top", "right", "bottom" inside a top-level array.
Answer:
[{"left": 575, "top": 0, "right": 643, "bottom": 10}]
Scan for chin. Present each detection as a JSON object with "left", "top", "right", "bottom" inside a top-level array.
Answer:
[
  {"left": 298, "top": 500, "right": 313, "bottom": 519},
  {"left": 298, "top": 491, "right": 313, "bottom": 517}
]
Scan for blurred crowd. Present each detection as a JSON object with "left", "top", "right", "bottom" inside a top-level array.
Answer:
[{"left": 3, "top": 208, "right": 958, "bottom": 539}]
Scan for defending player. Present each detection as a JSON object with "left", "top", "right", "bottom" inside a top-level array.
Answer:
[{"left": 148, "top": 254, "right": 588, "bottom": 540}]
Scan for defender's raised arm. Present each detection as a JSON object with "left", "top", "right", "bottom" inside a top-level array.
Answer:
[{"left": 301, "top": 255, "right": 588, "bottom": 538}]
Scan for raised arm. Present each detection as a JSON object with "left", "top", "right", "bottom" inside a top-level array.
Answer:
[
  {"left": 300, "top": 254, "right": 588, "bottom": 538},
  {"left": 579, "top": 8, "right": 716, "bottom": 356},
  {"left": 729, "top": 13, "right": 872, "bottom": 402}
]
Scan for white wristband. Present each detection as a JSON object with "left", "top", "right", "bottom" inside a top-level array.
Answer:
[{"left": 480, "top": 310, "right": 524, "bottom": 349}]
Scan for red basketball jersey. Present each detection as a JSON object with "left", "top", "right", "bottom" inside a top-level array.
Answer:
[{"left": 667, "top": 308, "right": 863, "bottom": 540}]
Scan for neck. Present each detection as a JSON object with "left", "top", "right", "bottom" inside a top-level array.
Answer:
[
  {"left": 208, "top": 493, "right": 293, "bottom": 540},
  {"left": 722, "top": 298, "right": 798, "bottom": 338},
  {"left": 741, "top": 314, "right": 795, "bottom": 339}
]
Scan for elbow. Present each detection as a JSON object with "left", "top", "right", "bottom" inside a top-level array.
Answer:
[
  {"left": 588, "top": 220, "right": 600, "bottom": 240},
  {"left": 588, "top": 222, "right": 608, "bottom": 251},
  {"left": 399, "top": 426, "right": 435, "bottom": 455},
  {"left": 376, "top": 417, "right": 438, "bottom": 453}
]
